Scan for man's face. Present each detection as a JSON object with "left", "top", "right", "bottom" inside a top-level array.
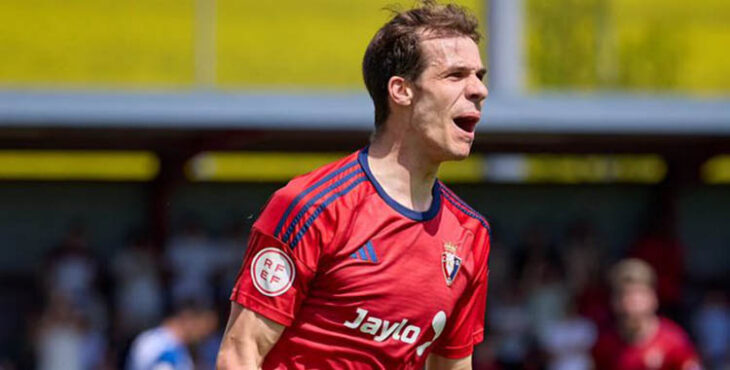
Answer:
[
  {"left": 613, "top": 283, "right": 658, "bottom": 322},
  {"left": 409, "top": 35, "right": 488, "bottom": 162},
  {"left": 182, "top": 310, "right": 219, "bottom": 343}
]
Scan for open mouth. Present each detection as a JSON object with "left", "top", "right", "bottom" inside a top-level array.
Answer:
[{"left": 452, "top": 113, "right": 480, "bottom": 133}]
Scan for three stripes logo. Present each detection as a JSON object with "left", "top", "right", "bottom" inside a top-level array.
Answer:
[{"left": 350, "top": 240, "right": 378, "bottom": 263}]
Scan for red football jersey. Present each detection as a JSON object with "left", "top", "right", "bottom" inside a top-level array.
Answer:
[
  {"left": 592, "top": 318, "right": 701, "bottom": 370},
  {"left": 230, "top": 148, "right": 491, "bottom": 369}
]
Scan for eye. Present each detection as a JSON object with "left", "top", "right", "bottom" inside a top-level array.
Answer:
[{"left": 477, "top": 69, "right": 488, "bottom": 81}]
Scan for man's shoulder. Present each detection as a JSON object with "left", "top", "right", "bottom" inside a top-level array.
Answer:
[
  {"left": 438, "top": 181, "right": 491, "bottom": 237},
  {"left": 128, "top": 327, "right": 184, "bottom": 369},
  {"left": 254, "top": 150, "right": 369, "bottom": 239},
  {"left": 657, "top": 317, "right": 693, "bottom": 345},
  {"left": 277, "top": 151, "right": 362, "bottom": 200},
  {"left": 655, "top": 317, "right": 700, "bottom": 367}
]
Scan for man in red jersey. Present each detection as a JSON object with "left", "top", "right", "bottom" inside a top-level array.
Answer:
[
  {"left": 592, "top": 259, "right": 701, "bottom": 370},
  {"left": 216, "top": 1, "right": 490, "bottom": 369}
]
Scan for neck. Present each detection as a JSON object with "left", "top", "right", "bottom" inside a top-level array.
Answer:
[
  {"left": 368, "top": 132, "right": 440, "bottom": 212},
  {"left": 620, "top": 315, "right": 659, "bottom": 344}
]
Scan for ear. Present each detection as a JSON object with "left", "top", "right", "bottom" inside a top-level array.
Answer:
[{"left": 387, "top": 76, "right": 413, "bottom": 107}]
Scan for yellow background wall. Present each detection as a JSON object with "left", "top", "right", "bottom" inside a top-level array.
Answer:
[{"left": 0, "top": 0, "right": 726, "bottom": 93}]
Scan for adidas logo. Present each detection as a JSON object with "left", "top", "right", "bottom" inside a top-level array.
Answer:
[{"left": 350, "top": 241, "right": 378, "bottom": 263}]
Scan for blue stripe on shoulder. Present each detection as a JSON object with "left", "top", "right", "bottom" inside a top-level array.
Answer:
[
  {"left": 281, "top": 169, "right": 363, "bottom": 245},
  {"left": 274, "top": 160, "right": 358, "bottom": 238},
  {"left": 290, "top": 176, "right": 367, "bottom": 248},
  {"left": 440, "top": 188, "right": 491, "bottom": 235}
]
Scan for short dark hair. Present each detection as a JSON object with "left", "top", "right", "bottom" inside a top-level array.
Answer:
[{"left": 362, "top": 0, "right": 482, "bottom": 130}]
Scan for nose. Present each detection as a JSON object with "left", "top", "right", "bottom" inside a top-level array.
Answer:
[{"left": 466, "top": 75, "right": 488, "bottom": 104}]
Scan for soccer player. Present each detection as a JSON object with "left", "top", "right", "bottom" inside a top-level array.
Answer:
[
  {"left": 126, "top": 301, "right": 218, "bottom": 370},
  {"left": 592, "top": 259, "right": 701, "bottom": 370},
  {"left": 216, "top": 1, "right": 490, "bottom": 368}
]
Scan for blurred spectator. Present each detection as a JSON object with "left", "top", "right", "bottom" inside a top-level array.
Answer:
[
  {"left": 33, "top": 294, "right": 108, "bottom": 370},
  {"left": 125, "top": 300, "right": 218, "bottom": 370},
  {"left": 40, "top": 223, "right": 109, "bottom": 356},
  {"left": 514, "top": 222, "right": 559, "bottom": 288},
  {"left": 483, "top": 230, "right": 511, "bottom": 301},
  {"left": 110, "top": 231, "right": 164, "bottom": 341},
  {"left": 42, "top": 224, "right": 99, "bottom": 308},
  {"left": 538, "top": 300, "right": 596, "bottom": 370},
  {"left": 562, "top": 221, "right": 601, "bottom": 296},
  {"left": 34, "top": 294, "right": 83, "bottom": 370},
  {"left": 214, "top": 220, "right": 250, "bottom": 301},
  {"left": 629, "top": 215, "right": 685, "bottom": 319},
  {"left": 472, "top": 337, "right": 502, "bottom": 370},
  {"left": 489, "top": 284, "right": 532, "bottom": 370},
  {"left": 195, "top": 331, "right": 223, "bottom": 370},
  {"left": 525, "top": 258, "right": 569, "bottom": 335},
  {"left": 592, "top": 259, "right": 700, "bottom": 370},
  {"left": 692, "top": 288, "right": 730, "bottom": 370},
  {"left": 564, "top": 221, "right": 613, "bottom": 329},
  {"left": 165, "top": 219, "right": 218, "bottom": 305}
]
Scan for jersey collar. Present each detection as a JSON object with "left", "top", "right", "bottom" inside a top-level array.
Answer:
[{"left": 358, "top": 146, "right": 441, "bottom": 221}]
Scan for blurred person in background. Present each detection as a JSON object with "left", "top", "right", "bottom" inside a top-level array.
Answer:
[
  {"left": 213, "top": 220, "right": 250, "bottom": 303},
  {"left": 692, "top": 287, "right": 730, "bottom": 370},
  {"left": 472, "top": 337, "right": 502, "bottom": 370},
  {"left": 629, "top": 211, "right": 686, "bottom": 321},
  {"left": 33, "top": 293, "right": 109, "bottom": 370},
  {"left": 125, "top": 300, "right": 218, "bottom": 370},
  {"left": 165, "top": 218, "right": 218, "bottom": 305},
  {"left": 110, "top": 230, "right": 164, "bottom": 343},
  {"left": 538, "top": 299, "right": 597, "bottom": 370},
  {"left": 562, "top": 221, "right": 602, "bottom": 300},
  {"left": 42, "top": 223, "right": 100, "bottom": 309},
  {"left": 489, "top": 283, "right": 532, "bottom": 370},
  {"left": 524, "top": 256, "right": 569, "bottom": 337},
  {"left": 38, "top": 223, "right": 110, "bottom": 369},
  {"left": 592, "top": 258, "right": 700, "bottom": 370}
]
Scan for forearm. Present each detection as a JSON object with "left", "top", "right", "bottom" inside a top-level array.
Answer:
[
  {"left": 216, "top": 303, "right": 284, "bottom": 369},
  {"left": 216, "top": 331, "right": 262, "bottom": 369}
]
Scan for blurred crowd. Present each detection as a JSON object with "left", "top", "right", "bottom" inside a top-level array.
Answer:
[
  {"left": 14, "top": 218, "right": 248, "bottom": 370},
  {"left": 4, "top": 215, "right": 729, "bottom": 370},
  {"left": 474, "top": 220, "right": 730, "bottom": 370}
]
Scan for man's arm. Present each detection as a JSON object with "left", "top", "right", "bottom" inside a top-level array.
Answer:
[
  {"left": 216, "top": 302, "right": 285, "bottom": 369},
  {"left": 426, "top": 354, "right": 472, "bottom": 370}
]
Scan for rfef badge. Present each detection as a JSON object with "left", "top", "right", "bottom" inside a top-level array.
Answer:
[
  {"left": 251, "top": 247, "right": 295, "bottom": 297},
  {"left": 441, "top": 242, "right": 462, "bottom": 287}
]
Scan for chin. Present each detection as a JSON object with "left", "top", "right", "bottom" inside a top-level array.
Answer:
[
  {"left": 443, "top": 146, "right": 471, "bottom": 161},
  {"left": 453, "top": 141, "right": 474, "bottom": 159}
]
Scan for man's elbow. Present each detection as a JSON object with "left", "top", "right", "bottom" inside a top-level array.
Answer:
[{"left": 216, "top": 336, "right": 260, "bottom": 369}]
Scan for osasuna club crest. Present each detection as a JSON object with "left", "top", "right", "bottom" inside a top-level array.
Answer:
[{"left": 441, "top": 242, "right": 462, "bottom": 286}]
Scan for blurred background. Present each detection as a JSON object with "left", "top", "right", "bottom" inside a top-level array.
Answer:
[{"left": 0, "top": 0, "right": 729, "bottom": 369}]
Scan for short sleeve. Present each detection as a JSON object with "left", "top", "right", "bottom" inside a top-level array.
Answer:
[
  {"left": 667, "top": 329, "right": 701, "bottom": 370},
  {"left": 431, "top": 235, "right": 490, "bottom": 359},
  {"left": 229, "top": 224, "right": 321, "bottom": 327}
]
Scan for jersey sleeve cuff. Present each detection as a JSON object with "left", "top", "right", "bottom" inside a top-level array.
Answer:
[
  {"left": 431, "top": 329, "right": 484, "bottom": 359},
  {"left": 230, "top": 288, "right": 295, "bottom": 327},
  {"left": 431, "top": 342, "right": 475, "bottom": 359},
  {"left": 473, "top": 328, "right": 484, "bottom": 344}
]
